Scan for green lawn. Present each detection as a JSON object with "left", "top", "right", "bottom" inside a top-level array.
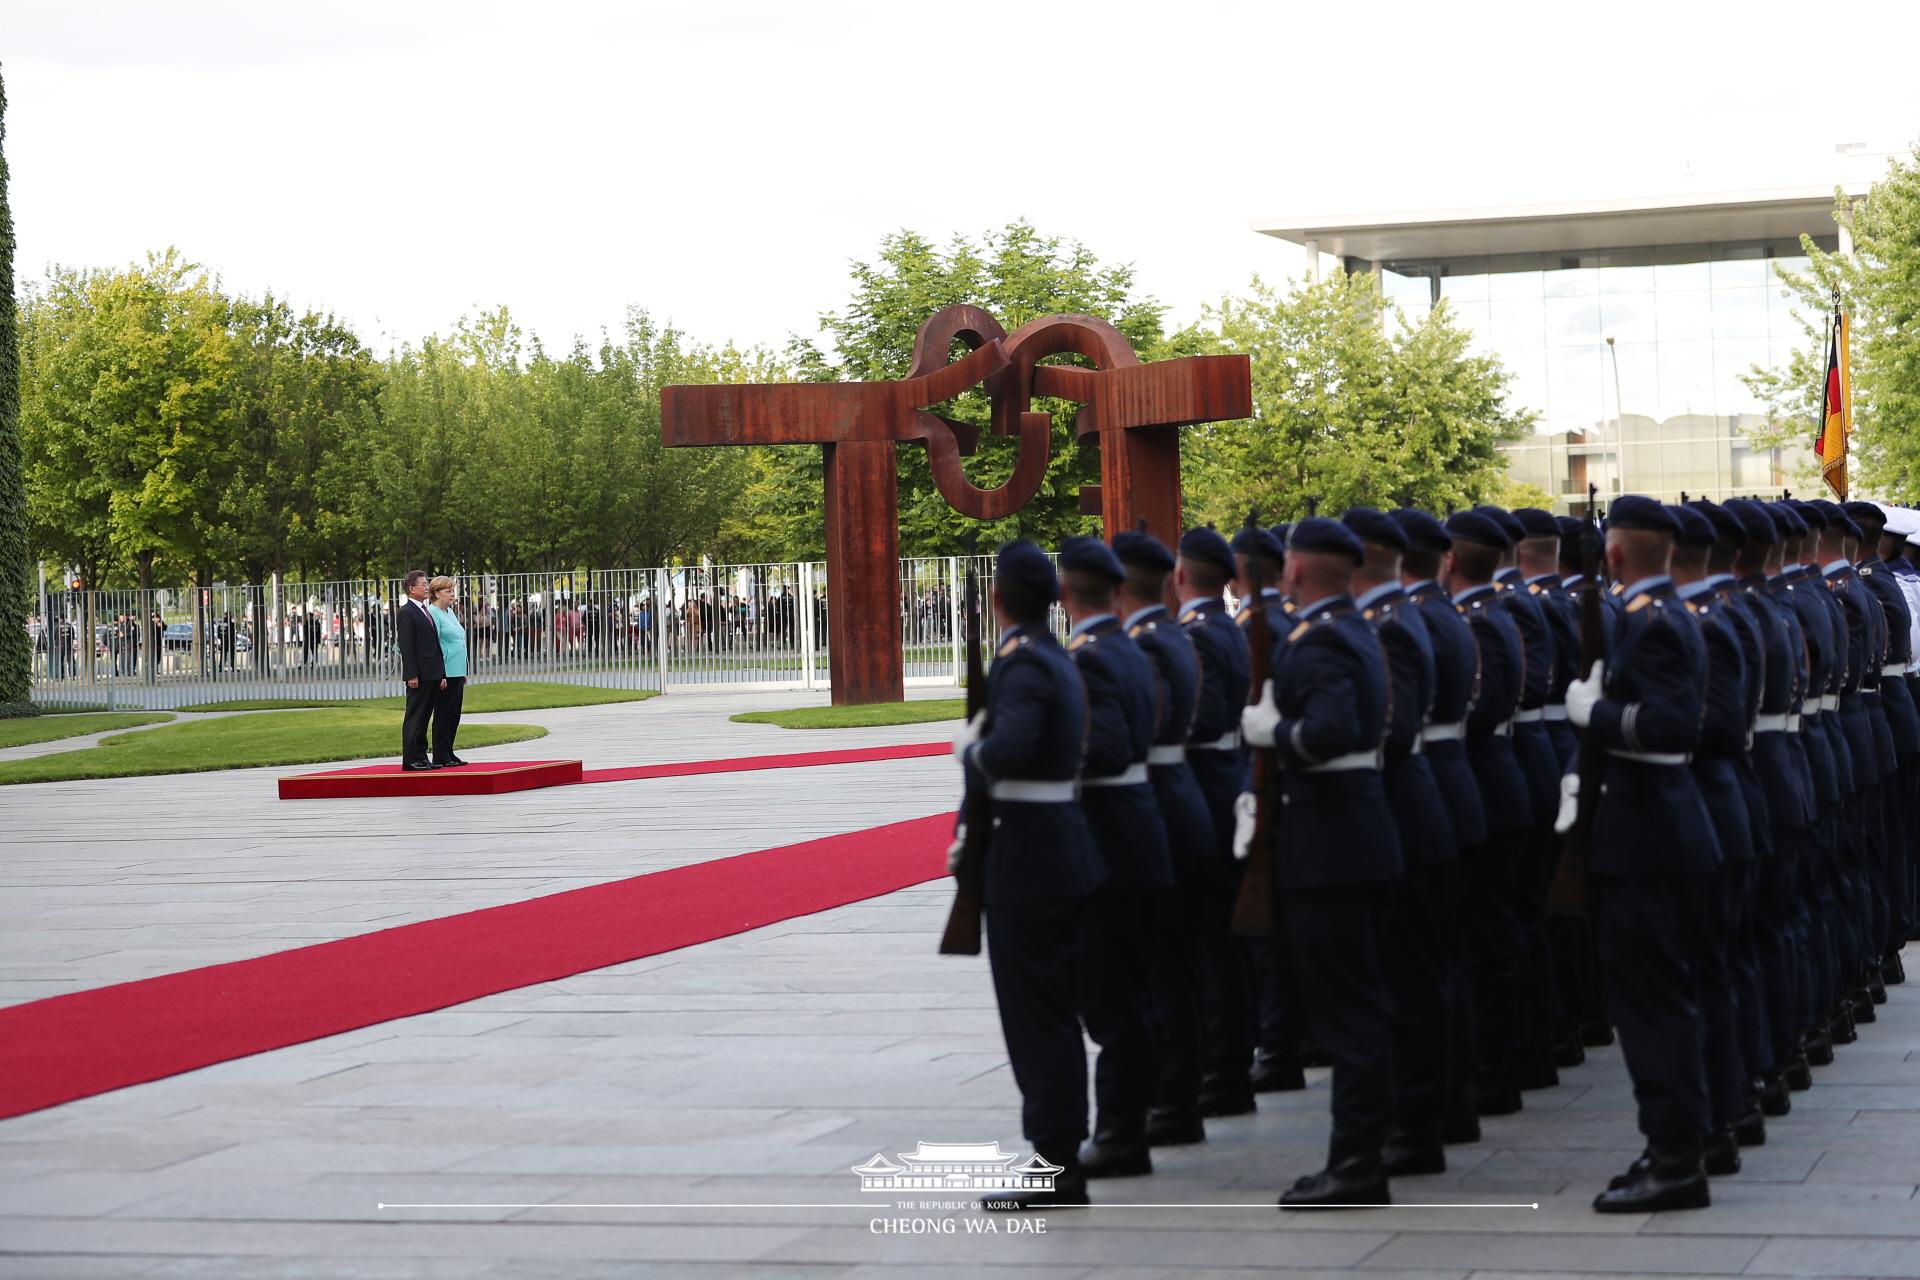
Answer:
[
  {"left": 730, "top": 698, "right": 966, "bottom": 730},
  {"left": 179, "top": 681, "right": 657, "bottom": 714},
  {"left": 0, "top": 708, "right": 547, "bottom": 785},
  {"left": 0, "top": 712, "right": 174, "bottom": 749}
]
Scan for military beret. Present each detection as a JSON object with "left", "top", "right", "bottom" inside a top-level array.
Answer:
[
  {"left": 1665, "top": 503, "right": 1717, "bottom": 547},
  {"left": 1513, "top": 507, "right": 1561, "bottom": 539},
  {"left": 1688, "top": 498, "right": 1745, "bottom": 546},
  {"left": 1112, "top": 527, "right": 1175, "bottom": 572},
  {"left": 1341, "top": 506, "right": 1409, "bottom": 552},
  {"left": 1445, "top": 509, "right": 1512, "bottom": 550},
  {"left": 1722, "top": 498, "right": 1778, "bottom": 545},
  {"left": 1792, "top": 500, "right": 1829, "bottom": 529},
  {"left": 1769, "top": 502, "right": 1808, "bottom": 537},
  {"left": 1286, "top": 516, "right": 1365, "bottom": 566},
  {"left": 1843, "top": 500, "right": 1887, "bottom": 531},
  {"left": 1058, "top": 534, "right": 1124, "bottom": 583},
  {"left": 1392, "top": 508, "right": 1452, "bottom": 552},
  {"left": 1554, "top": 515, "right": 1587, "bottom": 544},
  {"left": 995, "top": 539, "right": 1058, "bottom": 602},
  {"left": 1606, "top": 494, "right": 1678, "bottom": 535},
  {"left": 1268, "top": 523, "right": 1292, "bottom": 552},
  {"left": 1473, "top": 505, "right": 1527, "bottom": 546},
  {"left": 1178, "top": 525, "right": 1237, "bottom": 578},
  {"left": 1230, "top": 517, "right": 1285, "bottom": 562}
]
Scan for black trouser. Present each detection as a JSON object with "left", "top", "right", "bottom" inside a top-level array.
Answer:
[
  {"left": 1200, "top": 859, "right": 1253, "bottom": 1089},
  {"left": 1699, "top": 860, "right": 1750, "bottom": 1128},
  {"left": 1753, "top": 840, "right": 1806, "bottom": 1064},
  {"left": 1592, "top": 872, "right": 1712, "bottom": 1141},
  {"left": 1151, "top": 859, "right": 1210, "bottom": 1109},
  {"left": 431, "top": 676, "right": 466, "bottom": 762},
  {"left": 402, "top": 680, "right": 440, "bottom": 765},
  {"left": 1255, "top": 919, "right": 1303, "bottom": 1055},
  {"left": 1385, "top": 862, "right": 1455, "bottom": 1140},
  {"left": 1077, "top": 889, "right": 1160, "bottom": 1122},
  {"left": 988, "top": 899, "right": 1088, "bottom": 1157},
  {"left": 1279, "top": 881, "right": 1395, "bottom": 1146},
  {"left": 1460, "top": 833, "right": 1522, "bottom": 1087}
]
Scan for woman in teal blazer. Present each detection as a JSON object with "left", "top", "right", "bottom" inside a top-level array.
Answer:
[{"left": 426, "top": 576, "right": 470, "bottom": 766}]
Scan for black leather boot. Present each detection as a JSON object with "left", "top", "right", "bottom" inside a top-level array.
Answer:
[
  {"left": 1732, "top": 1105, "right": 1767, "bottom": 1147},
  {"left": 1552, "top": 1030, "right": 1587, "bottom": 1069},
  {"left": 1250, "top": 1046, "right": 1307, "bottom": 1093},
  {"left": 1300, "top": 1039, "right": 1332, "bottom": 1069},
  {"left": 1884, "top": 950, "right": 1907, "bottom": 985},
  {"left": 1078, "top": 1115, "right": 1152, "bottom": 1179},
  {"left": 1703, "top": 1125, "right": 1742, "bottom": 1175},
  {"left": 1197, "top": 1072, "right": 1256, "bottom": 1118},
  {"left": 1869, "top": 969, "right": 1888, "bottom": 1003},
  {"left": 1757, "top": 1071, "right": 1793, "bottom": 1115},
  {"left": 1380, "top": 1125, "right": 1446, "bottom": 1177},
  {"left": 1279, "top": 1133, "right": 1391, "bottom": 1208},
  {"left": 1832, "top": 1003, "right": 1859, "bottom": 1043},
  {"left": 1144, "top": 1103, "right": 1206, "bottom": 1147},
  {"left": 1515, "top": 1044, "right": 1561, "bottom": 1091},
  {"left": 1593, "top": 1137, "right": 1711, "bottom": 1212},
  {"left": 982, "top": 1149, "right": 1089, "bottom": 1211},
  {"left": 1474, "top": 1065, "right": 1523, "bottom": 1117},
  {"left": 1579, "top": 1013, "right": 1616, "bottom": 1047},
  {"left": 1804, "top": 1025, "right": 1835, "bottom": 1065},
  {"left": 1784, "top": 1053, "right": 1814, "bottom": 1091}
]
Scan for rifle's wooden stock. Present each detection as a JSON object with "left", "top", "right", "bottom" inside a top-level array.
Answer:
[{"left": 1231, "top": 602, "right": 1277, "bottom": 934}]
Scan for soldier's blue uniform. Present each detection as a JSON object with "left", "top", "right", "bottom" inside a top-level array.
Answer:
[
  {"left": 1112, "top": 529, "right": 1217, "bottom": 1144},
  {"left": 1345, "top": 508, "right": 1457, "bottom": 1170},
  {"left": 958, "top": 542, "right": 1103, "bottom": 1194},
  {"left": 1242, "top": 517, "right": 1401, "bottom": 1206},
  {"left": 1057, "top": 537, "right": 1172, "bottom": 1175},
  {"left": 1177, "top": 527, "right": 1256, "bottom": 1113},
  {"left": 1579, "top": 497, "right": 1721, "bottom": 1214}
]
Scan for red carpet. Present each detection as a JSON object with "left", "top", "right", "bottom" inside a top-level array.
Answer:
[
  {"left": 0, "top": 813, "right": 951, "bottom": 1121},
  {"left": 579, "top": 741, "right": 947, "bottom": 784},
  {"left": 278, "top": 759, "right": 583, "bottom": 799}
]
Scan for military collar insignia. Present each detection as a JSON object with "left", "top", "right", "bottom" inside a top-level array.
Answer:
[
  {"left": 1608, "top": 581, "right": 1626, "bottom": 596},
  {"left": 996, "top": 633, "right": 1034, "bottom": 658},
  {"left": 1626, "top": 594, "right": 1659, "bottom": 614},
  {"left": 1067, "top": 632, "right": 1092, "bottom": 651}
]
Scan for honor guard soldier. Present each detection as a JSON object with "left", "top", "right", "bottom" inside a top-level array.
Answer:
[
  {"left": 1343, "top": 507, "right": 1459, "bottom": 1176},
  {"left": 1175, "top": 525, "right": 1257, "bottom": 1119},
  {"left": 1395, "top": 507, "right": 1495, "bottom": 1143},
  {"left": 1441, "top": 510, "right": 1532, "bottom": 1119},
  {"left": 1667, "top": 503, "right": 1765, "bottom": 1174},
  {"left": 1232, "top": 518, "right": 1307, "bottom": 1095},
  {"left": 1559, "top": 495, "right": 1722, "bottom": 1213},
  {"left": 1112, "top": 527, "right": 1220, "bottom": 1148},
  {"left": 950, "top": 540, "right": 1104, "bottom": 1209},
  {"left": 1240, "top": 516, "right": 1402, "bottom": 1206},
  {"left": 1056, "top": 535, "right": 1174, "bottom": 1180}
]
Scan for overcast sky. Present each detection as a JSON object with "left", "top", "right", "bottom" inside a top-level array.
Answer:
[{"left": 7, "top": 0, "right": 1917, "bottom": 356}]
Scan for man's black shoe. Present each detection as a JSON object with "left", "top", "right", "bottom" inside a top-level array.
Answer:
[
  {"left": 1703, "top": 1126, "right": 1741, "bottom": 1176},
  {"left": 1884, "top": 951, "right": 1907, "bottom": 985},
  {"left": 1516, "top": 1053, "right": 1560, "bottom": 1091},
  {"left": 1440, "top": 1110, "right": 1482, "bottom": 1145},
  {"left": 1380, "top": 1131, "right": 1446, "bottom": 1177},
  {"left": 1553, "top": 1035, "right": 1587, "bottom": 1069},
  {"left": 1250, "top": 1048, "right": 1307, "bottom": 1093},
  {"left": 1833, "top": 1006, "right": 1860, "bottom": 1042},
  {"left": 1758, "top": 1072, "right": 1793, "bottom": 1115},
  {"left": 1474, "top": 1068, "right": 1523, "bottom": 1116},
  {"left": 1594, "top": 1140, "right": 1710, "bottom": 1213},
  {"left": 983, "top": 1165, "right": 1089, "bottom": 1211},
  {"left": 1300, "top": 1040, "right": 1332, "bottom": 1069},
  {"left": 1784, "top": 1054, "right": 1814, "bottom": 1091},
  {"left": 1579, "top": 1015, "right": 1616, "bottom": 1047},
  {"left": 1279, "top": 1136, "right": 1390, "bottom": 1208},
  {"left": 1804, "top": 1028, "right": 1835, "bottom": 1066},
  {"left": 403, "top": 761, "right": 435, "bottom": 771},
  {"left": 435, "top": 755, "right": 469, "bottom": 768},
  {"left": 1198, "top": 1078, "right": 1256, "bottom": 1118},
  {"left": 1732, "top": 1107, "right": 1767, "bottom": 1147},
  {"left": 1867, "top": 971, "right": 1888, "bottom": 1005},
  {"left": 1144, "top": 1105, "right": 1205, "bottom": 1147},
  {"left": 1078, "top": 1119, "right": 1151, "bottom": 1179}
]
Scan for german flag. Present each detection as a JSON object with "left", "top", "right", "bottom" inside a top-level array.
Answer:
[{"left": 1817, "top": 307, "right": 1850, "bottom": 499}]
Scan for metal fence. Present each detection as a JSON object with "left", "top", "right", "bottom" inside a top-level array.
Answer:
[{"left": 26, "top": 556, "right": 1072, "bottom": 709}]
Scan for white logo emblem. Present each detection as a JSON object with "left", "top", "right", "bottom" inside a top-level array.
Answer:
[{"left": 853, "top": 1141, "right": 1062, "bottom": 1193}]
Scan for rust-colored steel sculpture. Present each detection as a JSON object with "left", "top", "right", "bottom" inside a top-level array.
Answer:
[{"left": 662, "top": 305, "right": 1250, "bottom": 705}]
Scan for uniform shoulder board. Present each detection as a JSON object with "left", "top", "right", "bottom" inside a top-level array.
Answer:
[
  {"left": 1178, "top": 608, "right": 1200, "bottom": 626},
  {"left": 1681, "top": 597, "right": 1704, "bottom": 615},
  {"left": 1362, "top": 607, "right": 1377, "bottom": 621},
  {"left": 1067, "top": 632, "right": 1089, "bottom": 651},
  {"left": 1286, "top": 620, "right": 1310, "bottom": 644},
  {"left": 996, "top": 633, "right": 1033, "bottom": 658},
  {"left": 1527, "top": 582, "right": 1545, "bottom": 596},
  {"left": 1234, "top": 606, "right": 1253, "bottom": 628},
  {"left": 1609, "top": 581, "right": 1626, "bottom": 596},
  {"left": 1282, "top": 599, "right": 1298, "bottom": 615},
  {"left": 1126, "top": 624, "right": 1145, "bottom": 638},
  {"left": 1626, "top": 594, "right": 1656, "bottom": 615}
]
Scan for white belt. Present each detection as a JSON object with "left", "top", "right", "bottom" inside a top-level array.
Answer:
[
  {"left": 1303, "top": 749, "right": 1382, "bottom": 774},
  {"left": 1513, "top": 707, "right": 1546, "bottom": 724},
  {"left": 1755, "top": 713, "right": 1794, "bottom": 734},
  {"left": 1491, "top": 718, "right": 1514, "bottom": 738},
  {"left": 1802, "top": 698, "right": 1822, "bottom": 716},
  {"left": 1610, "top": 749, "right": 1692, "bottom": 766},
  {"left": 1082, "top": 763, "right": 1149, "bottom": 788},
  {"left": 990, "top": 779, "right": 1077, "bottom": 803},
  {"left": 1886, "top": 663, "right": 1908, "bottom": 677},
  {"left": 1423, "top": 719, "right": 1466, "bottom": 743},
  {"left": 1543, "top": 703, "right": 1569, "bottom": 722},
  {"left": 1191, "top": 731, "right": 1242, "bottom": 752},
  {"left": 1821, "top": 694, "right": 1840, "bottom": 712},
  {"left": 1147, "top": 744, "right": 1186, "bottom": 765}
]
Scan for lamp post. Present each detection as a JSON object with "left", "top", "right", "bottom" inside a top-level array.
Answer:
[{"left": 1606, "top": 336, "right": 1626, "bottom": 500}]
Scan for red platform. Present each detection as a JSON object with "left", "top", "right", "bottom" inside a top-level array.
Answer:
[{"left": 277, "top": 759, "right": 583, "bottom": 800}]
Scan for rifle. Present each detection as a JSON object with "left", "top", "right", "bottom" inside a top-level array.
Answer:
[
  {"left": 1547, "top": 483, "right": 1603, "bottom": 915},
  {"left": 939, "top": 568, "right": 989, "bottom": 955},
  {"left": 1230, "top": 596, "right": 1277, "bottom": 933}
]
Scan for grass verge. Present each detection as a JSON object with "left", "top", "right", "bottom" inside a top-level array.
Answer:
[
  {"left": 0, "top": 713, "right": 174, "bottom": 750},
  {"left": 179, "top": 681, "right": 657, "bottom": 714},
  {"left": 0, "top": 708, "right": 546, "bottom": 785},
  {"left": 730, "top": 699, "right": 966, "bottom": 730}
]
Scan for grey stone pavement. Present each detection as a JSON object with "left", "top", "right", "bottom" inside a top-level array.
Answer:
[{"left": 5, "top": 689, "right": 1920, "bottom": 1277}]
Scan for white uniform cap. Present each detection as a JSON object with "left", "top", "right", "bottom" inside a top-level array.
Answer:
[{"left": 1882, "top": 506, "right": 1919, "bottom": 537}]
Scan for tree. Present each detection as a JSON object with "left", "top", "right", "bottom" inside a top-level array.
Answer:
[
  {"left": 756, "top": 222, "right": 1169, "bottom": 557},
  {"left": 1178, "top": 272, "right": 1534, "bottom": 522},
  {"left": 1744, "top": 150, "right": 1920, "bottom": 498},
  {"left": 0, "top": 68, "right": 29, "bottom": 714}
]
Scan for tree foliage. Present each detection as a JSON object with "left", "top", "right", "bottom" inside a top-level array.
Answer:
[
  {"left": 0, "top": 69, "right": 29, "bottom": 713},
  {"left": 1744, "top": 149, "right": 1920, "bottom": 498},
  {"left": 1178, "top": 272, "right": 1534, "bottom": 522}
]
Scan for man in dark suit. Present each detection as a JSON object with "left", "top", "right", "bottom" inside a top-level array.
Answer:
[{"left": 397, "top": 570, "right": 445, "bottom": 771}]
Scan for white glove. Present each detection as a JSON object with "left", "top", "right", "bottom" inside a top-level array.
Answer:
[
  {"left": 1552, "top": 772, "right": 1581, "bottom": 835},
  {"left": 1241, "top": 680, "right": 1280, "bottom": 748},
  {"left": 1565, "top": 660, "right": 1605, "bottom": 729},
  {"left": 947, "top": 831, "right": 966, "bottom": 874},
  {"left": 1231, "top": 791, "right": 1259, "bottom": 861},
  {"left": 951, "top": 711, "right": 984, "bottom": 760}
]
